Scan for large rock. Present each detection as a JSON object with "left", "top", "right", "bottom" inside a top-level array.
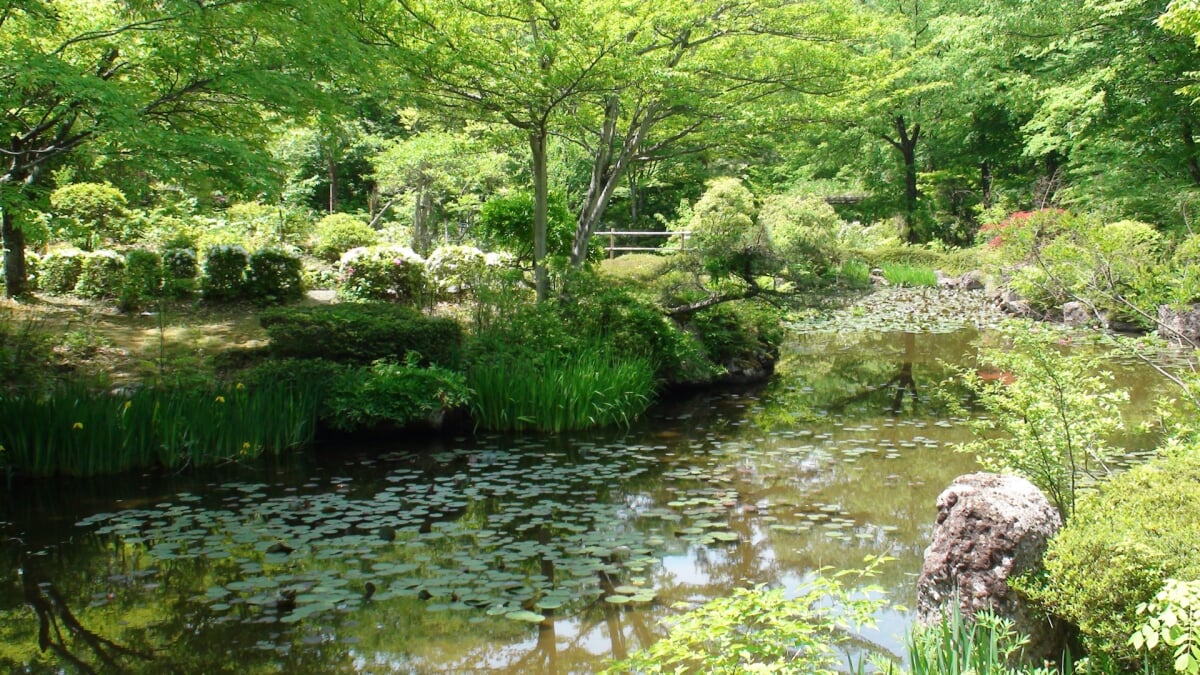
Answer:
[
  {"left": 993, "top": 288, "right": 1035, "bottom": 318},
  {"left": 917, "top": 472, "right": 1065, "bottom": 664},
  {"left": 1158, "top": 304, "right": 1200, "bottom": 347},
  {"left": 1060, "top": 301, "right": 1094, "bottom": 327}
]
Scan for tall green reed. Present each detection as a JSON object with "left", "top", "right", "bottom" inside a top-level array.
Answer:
[
  {"left": 467, "top": 344, "right": 655, "bottom": 432},
  {"left": 882, "top": 264, "right": 939, "bottom": 287},
  {"left": 0, "top": 380, "right": 322, "bottom": 477}
]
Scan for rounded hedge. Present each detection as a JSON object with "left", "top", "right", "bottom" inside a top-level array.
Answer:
[
  {"left": 1029, "top": 440, "right": 1200, "bottom": 670},
  {"left": 426, "top": 245, "right": 487, "bottom": 300},
  {"left": 37, "top": 250, "right": 84, "bottom": 295}
]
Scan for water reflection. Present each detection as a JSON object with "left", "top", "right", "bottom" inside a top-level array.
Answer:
[{"left": 0, "top": 328, "right": 1173, "bottom": 673}]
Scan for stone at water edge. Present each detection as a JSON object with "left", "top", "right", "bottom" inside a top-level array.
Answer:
[
  {"left": 1061, "top": 301, "right": 1094, "bottom": 327},
  {"left": 1158, "top": 303, "right": 1200, "bottom": 346},
  {"left": 916, "top": 472, "right": 1065, "bottom": 665}
]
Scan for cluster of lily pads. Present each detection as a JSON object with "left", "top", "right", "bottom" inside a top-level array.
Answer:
[{"left": 789, "top": 287, "right": 1007, "bottom": 335}]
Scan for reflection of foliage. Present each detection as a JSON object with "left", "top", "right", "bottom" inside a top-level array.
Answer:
[{"left": 608, "top": 555, "right": 891, "bottom": 674}]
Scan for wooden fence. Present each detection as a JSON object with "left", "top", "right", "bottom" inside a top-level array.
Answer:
[{"left": 602, "top": 230, "right": 691, "bottom": 258}]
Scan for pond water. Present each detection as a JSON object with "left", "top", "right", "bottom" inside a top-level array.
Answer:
[{"left": 0, "top": 291, "right": 1175, "bottom": 674}]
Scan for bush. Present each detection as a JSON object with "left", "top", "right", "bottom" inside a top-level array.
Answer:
[
  {"left": 958, "top": 326, "right": 1126, "bottom": 519},
  {"left": 683, "top": 177, "right": 771, "bottom": 278},
  {"left": 425, "top": 245, "right": 488, "bottom": 300},
  {"left": 476, "top": 190, "right": 577, "bottom": 262},
  {"left": 607, "top": 556, "right": 889, "bottom": 675},
  {"left": 246, "top": 248, "right": 304, "bottom": 304},
  {"left": 49, "top": 182, "right": 130, "bottom": 250},
  {"left": 225, "top": 201, "right": 311, "bottom": 248},
  {"left": 162, "top": 248, "right": 198, "bottom": 298},
  {"left": 74, "top": 250, "right": 126, "bottom": 299},
  {"left": 311, "top": 213, "right": 379, "bottom": 262},
  {"left": 1010, "top": 218, "right": 1167, "bottom": 325},
  {"left": 201, "top": 244, "right": 250, "bottom": 302},
  {"left": 119, "top": 249, "right": 163, "bottom": 311},
  {"left": 259, "top": 303, "right": 462, "bottom": 367},
  {"left": 337, "top": 245, "right": 427, "bottom": 304},
  {"left": 323, "top": 357, "right": 469, "bottom": 432},
  {"left": 758, "top": 192, "right": 843, "bottom": 277},
  {"left": 1028, "top": 440, "right": 1200, "bottom": 670},
  {"left": 37, "top": 250, "right": 84, "bottom": 295},
  {"left": 978, "top": 209, "right": 1075, "bottom": 267},
  {"left": 1171, "top": 233, "right": 1200, "bottom": 305},
  {"left": 687, "top": 300, "right": 784, "bottom": 369}
]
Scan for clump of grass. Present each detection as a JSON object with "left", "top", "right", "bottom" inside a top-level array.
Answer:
[
  {"left": 882, "top": 263, "right": 938, "bottom": 287},
  {"left": 907, "top": 604, "right": 1052, "bottom": 675},
  {"left": 0, "top": 380, "right": 323, "bottom": 477},
  {"left": 836, "top": 259, "right": 872, "bottom": 287},
  {"left": 468, "top": 345, "right": 655, "bottom": 432}
]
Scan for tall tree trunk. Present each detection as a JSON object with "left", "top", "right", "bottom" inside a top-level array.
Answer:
[
  {"left": 412, "top": 186, "right": 434, "bottom": 255},
  {"left": 2, "top": 209, "right": 28, "bottom": 298},
  {"left": 531, "top": 130, "right": 549, "bottom": 302},
  {"left": 1184, "top": 117, "right": 1200, "bottom": 186},
  {"left": 571, "top": 98, "right": 657, "bottom": 266},
  {"left": 980, "top": 160, "right": 993, "bottom": 209},
  {"left": 884, "top": 115, "right": 921, "bottom": 243},
  {"left": 328, "top": 157, "right": 339, "bottom": 214}
]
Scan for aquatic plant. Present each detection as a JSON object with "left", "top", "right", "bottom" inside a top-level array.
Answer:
[
  {"left": 467, "top": 344, "right": 654, "bottom": 432},
  {"left": 0, "top": 380, "right": 322, "bottom": 476}
]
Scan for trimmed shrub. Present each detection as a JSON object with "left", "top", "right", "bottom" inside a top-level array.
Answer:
[
  {"left": 119, "top": 249, "right": 163, "bottom": 311},
  {"left": 1027, "top": 440, "right": 1200, "bottom": 670},
  {"left": 683, "top": 177, "right": 771, "bottom": 278},
  {"left": 162, "top": 248, "right": 198, "bottom": 298},
  {"left": 311, "top": 213, "right": 379, "bottom": 262},
  {"left": 337, "top": 245, "right": 427, "bottom": 304},
  {"left": 74, "top": 250, "right": 126, "bottom": 299},
  {"left": 201, "top": 244, "right": 250, "bottom": 302},
  {"left": 259, "top": 303, "right": 462, "bottom": 367},
  {"left": 758, "top": 193, "right": 842, "bottom": 277},
  {"left": 246, "top": 248, "right": 304, "bottom": 304},
  {"left": 426, "top": 244, "right": 487, "bottom": 300},
  {"left": 1171, "top": 233, "right": 1200, "bottom": 305},
  {"left": 323, "top": 358, "right": 470, "bottom": 432},
  {"left": 37, "top": 250, "right": 84, "bottom": 295},
  {"left": 24, "top": 252, "right": 40, "bottom": 292},
  {"left": 977, "top": 208, "right": 1075, "bottom": 267}
]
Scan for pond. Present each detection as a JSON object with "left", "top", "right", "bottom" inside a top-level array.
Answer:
[{"left": 0, "top": 290, "right": 1175, "bottom": 673}]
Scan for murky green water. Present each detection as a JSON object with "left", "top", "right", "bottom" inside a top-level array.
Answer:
[{"left": 0, "top": 305, "right": 1175, "bottom": 673}]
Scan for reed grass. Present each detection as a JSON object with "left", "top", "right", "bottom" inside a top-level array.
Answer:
[
  {"left": 907, "top": 604, "right": 1039, "bottom": 675},
  {"left": 0, "top": 380, "right": 322, "bottom": 477},
  {"left": 882, "top": 263, "right": 938, "bottom": 287},
  {"left": 467, "top": 345, "right": 655, "bottom": 432}
]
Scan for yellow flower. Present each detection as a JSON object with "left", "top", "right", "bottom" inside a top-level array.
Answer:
[
  {"left": 123, "top": 401, "right": 132, "bottom": 410},
  {"left": 242, "top": 442, "right": 251, "bottom": 451},
  {"left": 215, "top": 396, "right": 226, "bottom": 404},
  {"left": 72, "top": 422, "right": 84, "bottom": 430},
  {"left": 236, "top": 383, "right": 245, "bottom": 391}
]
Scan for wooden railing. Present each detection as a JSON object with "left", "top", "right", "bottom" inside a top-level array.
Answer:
[{"left": 602, "top": 229, "right": 691, "bottom": 258}]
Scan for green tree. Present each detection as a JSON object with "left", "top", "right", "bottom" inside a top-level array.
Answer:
[
  {"left": 1, "top": 0, "right": 358, "bottom": 296},
  {"left": 372, "top": 127, "right": 511, "bottom": 254}
]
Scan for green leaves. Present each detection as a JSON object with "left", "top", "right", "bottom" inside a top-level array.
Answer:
[{"left": 958, "top": 323, "right": 1128, "bottom": 519}]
